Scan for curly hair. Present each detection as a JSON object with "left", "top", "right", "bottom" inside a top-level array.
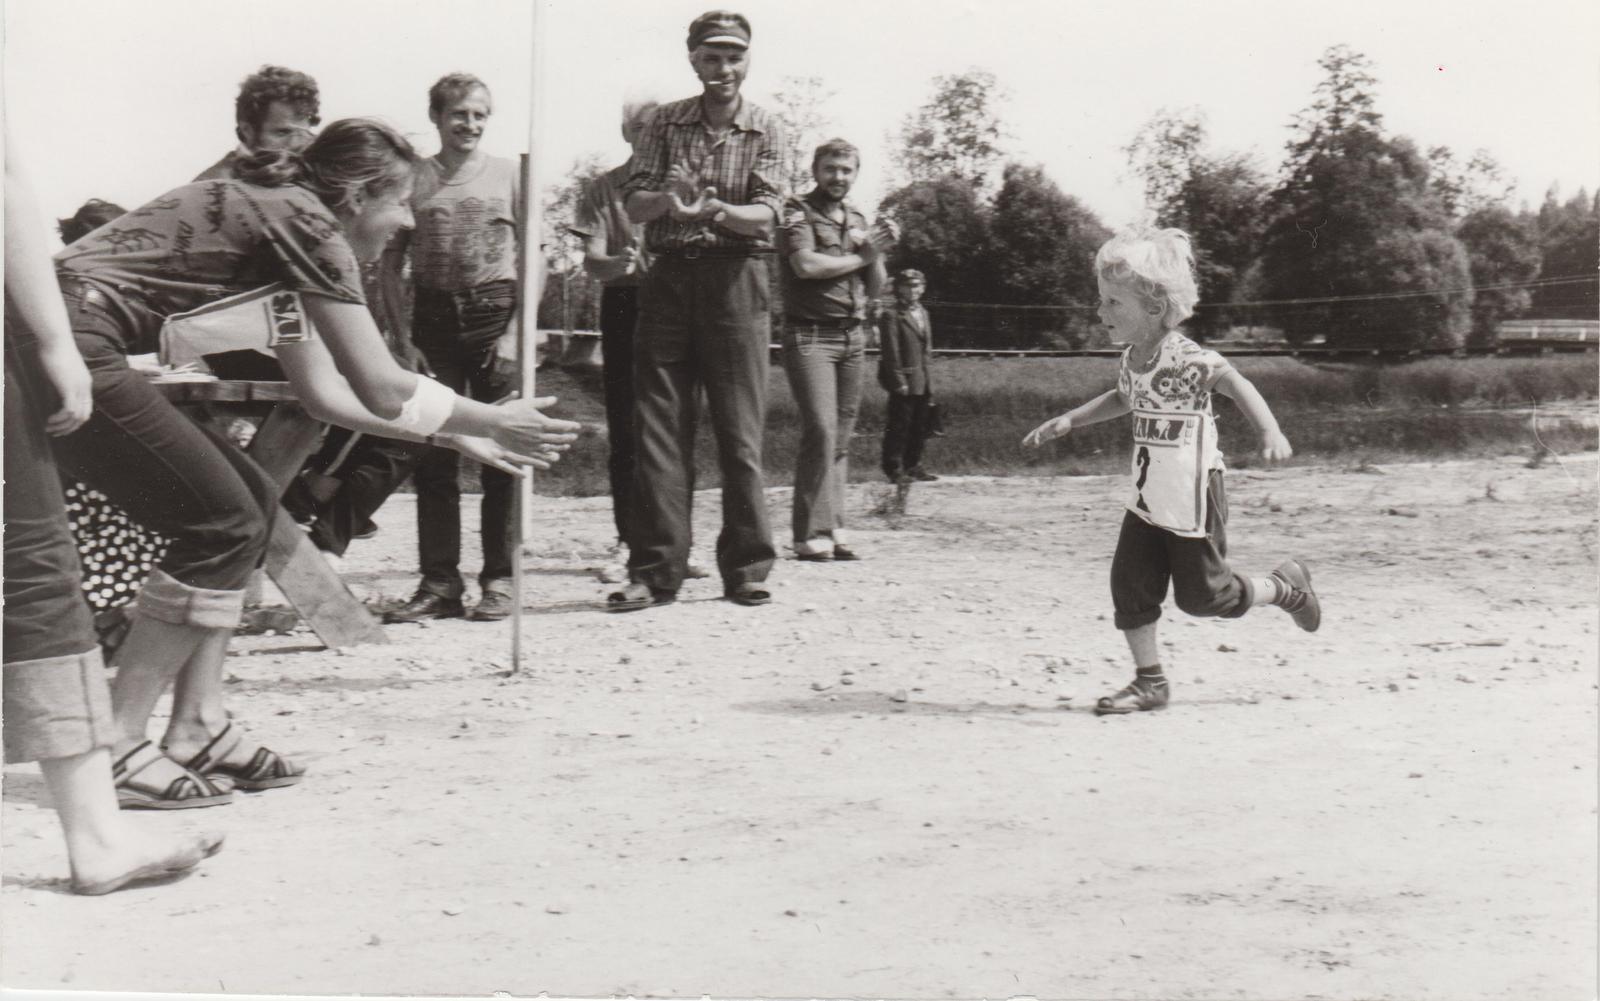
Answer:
[
  {"left": 235, "top": 65, "right": 321, "bottom": 136},
  {"left": 428, "top": 73, "right": 491, "bottom": 116},
  {"left": 57, "top": 198, "right": 128, "bottom": 245},
  {"left": 234, "top": 118, "right": 419, "bottom": 217},
  {"left": 811, "top": 138, "right": 860, "bottom": 170},
  {"left": 1095, "top": 225, "right": 1199, "bottom": 329}
]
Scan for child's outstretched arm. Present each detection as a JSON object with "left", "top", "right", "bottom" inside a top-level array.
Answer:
[
  {"left": 1022, "top": 388, "right": 1130, "bottom": 448},
  {"left": 1214, "top": 369, "right": 1292, "bottom": 461}
]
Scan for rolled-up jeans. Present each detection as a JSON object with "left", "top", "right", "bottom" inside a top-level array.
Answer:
[
  {"left": 780, "top": 321, "right": 865, "bottom": 551},
  {"left": 410, "top": 281, "right": 518, "bottom": 598},
  {"left": 3, "top": 338, "right": 115, "bottom": 763},
  {"left": 49, "top": 291, "right": 278, "bottom": 629},
  {"left": 630, "top": 253, "right": 775, "bottom": 592}
]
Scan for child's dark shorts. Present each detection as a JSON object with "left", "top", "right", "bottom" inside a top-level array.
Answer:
[{"left": 1110, "top": 469, "right": 1255, "bottom": 630}]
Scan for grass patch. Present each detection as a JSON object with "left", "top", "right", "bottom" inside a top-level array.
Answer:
[{"left": 492, "top": 353, "right": 1598, "bottom": 496}]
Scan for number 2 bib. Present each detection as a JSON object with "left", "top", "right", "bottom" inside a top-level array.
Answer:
[{"left": 1127, "top": 409, "right": 1217, "bottom": 537}]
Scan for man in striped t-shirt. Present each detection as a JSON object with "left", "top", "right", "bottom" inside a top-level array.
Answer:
[{"left": 611, "top": 10, "right": 789, "bottom": 612}]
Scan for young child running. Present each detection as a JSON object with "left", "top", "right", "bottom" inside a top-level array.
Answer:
[{"left": 1023, "top": 226, "right": 1320, "bottom": 714}]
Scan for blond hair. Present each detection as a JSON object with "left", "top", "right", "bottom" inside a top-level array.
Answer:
[{"left": 1095, "top": 225, "right": 1199, "bottom": 329}]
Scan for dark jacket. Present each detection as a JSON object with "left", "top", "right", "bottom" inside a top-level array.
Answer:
[{"left": 876, "top": 304, "right": 932, "bottom": 395}]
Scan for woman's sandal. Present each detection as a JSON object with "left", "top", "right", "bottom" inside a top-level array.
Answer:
[
  {"left": 71, "top": 832, "right": 226, "bottom": 896},
  {"left": 111, "top": 741, "right": 234, "bottom": 810},
  {"left": 605, "top": 582, "right": 677, "bottom": 613},
  {"left": 724, "top": 582, "right": 772, "bottom": 607},
  {"left": 176, "top": 721, "right": 305, "bottom": 791}
]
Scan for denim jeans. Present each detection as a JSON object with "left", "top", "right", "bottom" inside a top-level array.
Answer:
[
  {"left": 2, "top": 338, "right": 118, "bottom": 763},
  {"left": 411, "top": 281, "right": 518, "bottom": 598},
  {"left": 780, "top": 323, "right": 865, "bottom": 548},
  {"left": 600, "top": 285, "right": 641, "bottom": 549},
  {"left": 629, "top": 254, "right": 775, "bottom": 592},
  {"left": 51, "top": 295, "right": 278, "bottom": 619}
]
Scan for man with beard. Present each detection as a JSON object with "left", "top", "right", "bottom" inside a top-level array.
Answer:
[
  {"left": 778, "top": 139, "right": 897, "bottom": 562},
  {"left": 608, "top": 11, "right": 788, "bottom": 611}
]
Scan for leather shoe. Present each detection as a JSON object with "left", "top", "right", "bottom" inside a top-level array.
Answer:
[
  {"left": 383, "top": 590, "right": 465, "bottom": 624},
  {"left": 468, "top": 585, "right": 514, "bottom": 622},
  {"left": 909, "top": 469, "right": 940, "bottom": 482},
  {"left": 832, "top": 545, "right": 862, "bottom": 561}
]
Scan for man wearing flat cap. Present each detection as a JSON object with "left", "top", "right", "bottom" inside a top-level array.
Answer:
[{"left": 613, "top": 10, "right": 789, "bottom": 611}]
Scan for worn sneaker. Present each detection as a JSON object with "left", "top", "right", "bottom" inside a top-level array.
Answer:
[
  {"left": 1269, "top": 559, "right": 1321, "bottom": 633},
  {"left": 1094, "top": 677, "right": 1170, "bottom": 715},
  {"left": 468, "top": 586, "right": 514, "bottom": 622},
  {"left": 383, "top": 590, "right": 465, "bottom": 624}
]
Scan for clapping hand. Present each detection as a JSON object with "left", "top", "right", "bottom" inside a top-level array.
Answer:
[
  {"left": 669, "top": 183, "right": 720, "bottom": 223},
  {"left": 666, "top": 163, "right": 701, "bottom": 203}
]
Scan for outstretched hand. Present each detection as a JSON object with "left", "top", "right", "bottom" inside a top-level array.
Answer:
[
  {"left": 1022, "top": 415, "right": 1072, "bottom": 449},
  {"left": 489, "top": 395, "right": 582, "bottom": 457},
  {"left": 448, "top": 434, "right": 560, "bottom": 475}
]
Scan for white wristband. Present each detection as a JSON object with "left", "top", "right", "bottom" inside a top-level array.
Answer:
[{"left": 394, "top": 376, "right": 455, "bottom": 437}]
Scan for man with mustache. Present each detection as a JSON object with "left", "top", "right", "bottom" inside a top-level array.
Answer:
[
  {"left": 609, "top": 11, "right": 788, "bottom": 611},
  {"left": 778, "top": 139, "right": 897, "bottom": 562}
]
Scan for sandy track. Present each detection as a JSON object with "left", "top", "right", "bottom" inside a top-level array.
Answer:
[{"left": 4, "top": 454, "right": 1596, "bottom": 999}]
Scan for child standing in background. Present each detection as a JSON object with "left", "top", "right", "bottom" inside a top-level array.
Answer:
[{"left": 1023, "top": 226, "right": 1321, "bottom": 715}]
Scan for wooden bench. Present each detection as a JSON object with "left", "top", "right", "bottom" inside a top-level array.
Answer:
[{"left": 156, "top": 379, "right": 388, "bottom": 648}]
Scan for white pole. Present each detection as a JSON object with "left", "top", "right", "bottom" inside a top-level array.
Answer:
[{"left": 511, "top": 0, "right": 543, "bottom": 675}]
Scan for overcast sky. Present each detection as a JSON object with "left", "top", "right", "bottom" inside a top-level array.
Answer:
[{"left": 6, "top": 0, "right": 1597, "bottom": 242}]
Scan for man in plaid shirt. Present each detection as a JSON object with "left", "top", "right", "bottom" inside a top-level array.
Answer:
[{"left": 611, "top": 10, "right": 788, "bottom": 612}]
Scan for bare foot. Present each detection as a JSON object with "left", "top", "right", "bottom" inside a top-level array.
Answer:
[{"left": 70, "top": 829, "right": 225, "bottom": 896}]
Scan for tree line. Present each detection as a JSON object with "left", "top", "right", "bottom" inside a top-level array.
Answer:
[{"left": 542, "top": 46, "right": 1598, "bottom": 351}]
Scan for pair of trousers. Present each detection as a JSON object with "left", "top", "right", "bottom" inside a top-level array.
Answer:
[
  {"left": 411, "top": 282, "right": 518, "bottom": 598},
  {"left": 281, "top": 426, "right": 429, "bottom": 557},
  {"left": 50, "top": 319, "right": 277, "bottom": 622},
  {"left": 600, "top": 285, "right": 641, "bottom": 548},
  {"left": 2, "top": 343, "right": 116, "bottom": 763},
  {"left": 780, "top": 323, "right": 865, "bottom": 546},
  {"left": 629, "top": 254, "right": 775, "bottom": 592},
  {"left": 1110, "top": 469, "right": 1254, "bottom": 630},
  {"left": 882, "top": 392, "right": 933, "bottom": 478}
]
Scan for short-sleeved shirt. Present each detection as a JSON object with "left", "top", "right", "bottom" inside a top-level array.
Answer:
[
  {"left": 569, "top": 163, "right": 651, "bottom": 288},
  {"left": 622, "top": 95, "right": 787, "bottom": 253},
  {"left": 779, "top": 191, "right": 870, "bottom": 321},
  {"left": 193, "top": 146, "right": 248, "bottom": 182},
  {"left": 54, "top": 180, "right": 366, "bottom": 355},
  {"left": 1116, "top": 331, "right": 1233, "bottom": 469},
  {"left": 409, "top": 155, "right": 522, "bottom": 292}
]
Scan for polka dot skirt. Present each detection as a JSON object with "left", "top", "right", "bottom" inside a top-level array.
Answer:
[{"left": 61, "top": 481, "right": 168, "bottom": 611}]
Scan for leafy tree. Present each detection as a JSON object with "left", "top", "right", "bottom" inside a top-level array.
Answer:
[
  {"left": 1125, "top": 108, "right": 1269, "bottom": 339},
  {"left": 1531, "top": 187, "right": 1599, "bottom": 318},
  {"left": 889, "top": 70, "right": 1008, "bottom": 193},
  {"left": 1455, "top": 206, "right": 1541, "bottom": 344},
  {"left": 769, "top": 75, "right": 838, "bottom": 194},
  {"left": 1427, "top": 146, "right": 1514, "bottom": 219},
  {"left": 878, "top": 177, "right": 994, "bottom": 302},
  {"left": 988, "top": 163, "right": 1108, "bottom": 346},
  {"left": 1259, "top": 46, "right": 1471, "bottom": 347}
]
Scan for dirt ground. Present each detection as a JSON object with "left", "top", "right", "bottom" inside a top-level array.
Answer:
[{"left": 3, "top": 452, "right": 1596, "bottom": 1000}]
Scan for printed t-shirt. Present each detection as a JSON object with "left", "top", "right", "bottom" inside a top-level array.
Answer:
[
  {"left": 409, "top": 155, "right": 521, "bottom": 292},
  {"left": 1115, "top": 331, "right": 1234, "bottom": 536},
  {"left": 54, "top": 180, "right": 365, "bottom": 355}
]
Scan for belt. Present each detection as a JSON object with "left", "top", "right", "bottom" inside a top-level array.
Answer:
[
  {"left": 785, "top": 316, "right": 861, "bottom": 330},
  {"left": 655, "top": 245, "right": 773, "bottom": 260}
]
